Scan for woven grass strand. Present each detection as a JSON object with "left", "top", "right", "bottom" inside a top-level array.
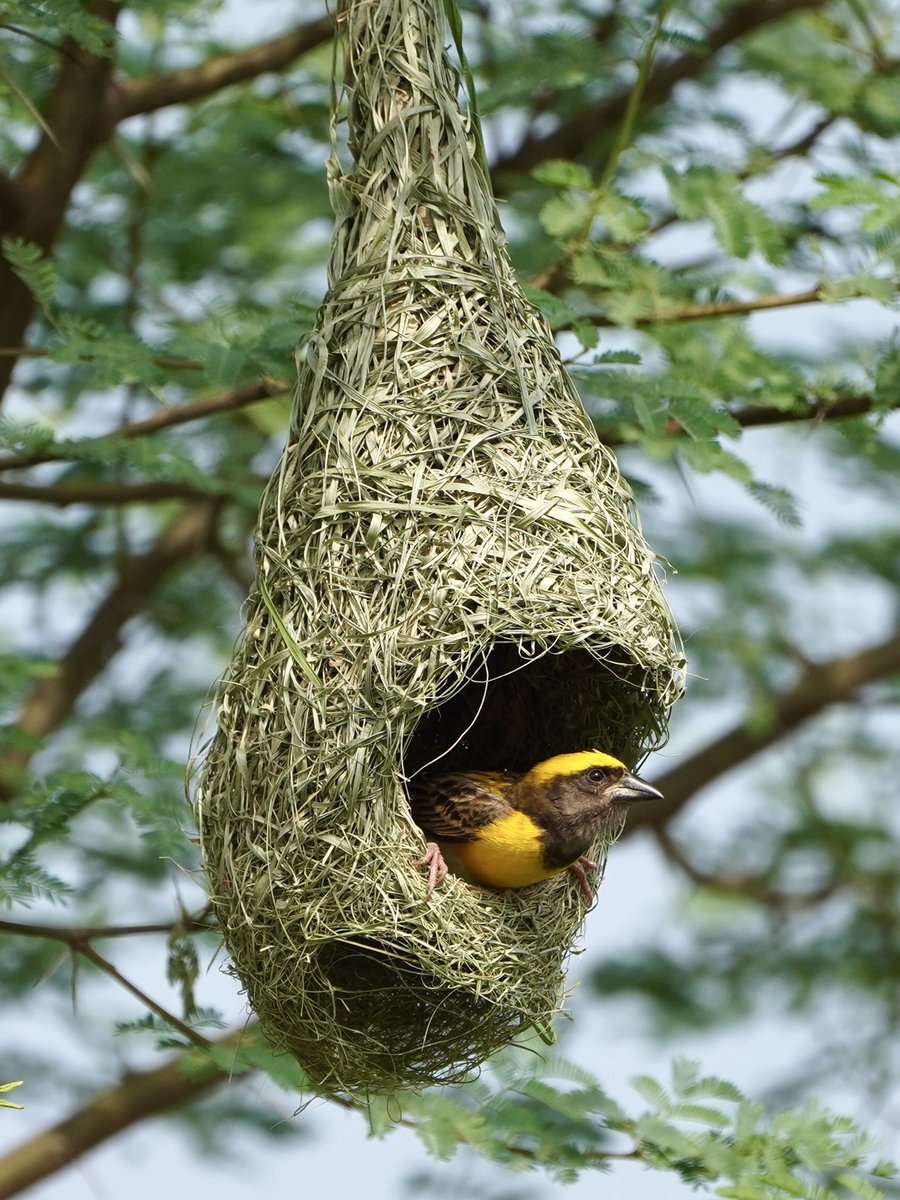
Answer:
[{"left": 195, "top": 0, "right": 684, "bottom": 1095}]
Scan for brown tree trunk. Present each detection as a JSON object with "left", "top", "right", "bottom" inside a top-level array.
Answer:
[{"left": 0, "top": 2, "right": 121, "bottom": 400}]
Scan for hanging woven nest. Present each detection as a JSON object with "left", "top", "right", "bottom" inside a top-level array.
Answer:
[{"left": 195, "top": 0, "right": 683, "bottom": 1096}]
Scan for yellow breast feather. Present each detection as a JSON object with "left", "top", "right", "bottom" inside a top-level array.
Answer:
[{"left": 452, "top": 810, "right": 562, "bottom": 889}]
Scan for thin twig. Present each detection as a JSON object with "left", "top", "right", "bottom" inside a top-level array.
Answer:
[
  {"left": 596, "top": 0, "right": 675, "bottom": 196},
  {"left": 0, "top": 914, "right": 215, "bottom": 1047},
  {"left": 595, "top": 392, "right": 897, "bottom": 446},
  {"left": 0, "top": 378, "right": 291, "bottom": 473},
  {"left": 0, "top": 910, "right": 214, "bottom": 943},
  {"left": 76, "top": 942, "right": 211, "bottom": 1049},
  {"left": 563, "top": 285, "right": 849, "bottom": 333}
]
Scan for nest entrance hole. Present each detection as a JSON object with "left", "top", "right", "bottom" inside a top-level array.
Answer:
[{"left": 403, "top": 641, "right": 650, "bottom": 780}]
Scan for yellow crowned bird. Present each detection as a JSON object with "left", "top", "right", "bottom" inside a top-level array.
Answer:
[{"left": 409, "top": 749, "right": 663, "bottom": 900}]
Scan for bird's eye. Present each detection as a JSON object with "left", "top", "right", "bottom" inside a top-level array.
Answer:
[{"left": 587, "top": 768, "right": 607, "bottom": 784}]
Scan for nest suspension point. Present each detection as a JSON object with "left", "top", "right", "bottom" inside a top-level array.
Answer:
[{"left": 195, "top": 0, "right": 684, "bottom": 1094}]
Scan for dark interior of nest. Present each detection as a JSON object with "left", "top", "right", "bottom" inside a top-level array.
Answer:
[{"left": 403, "top": 641, "right": 657, "bottom": 783}]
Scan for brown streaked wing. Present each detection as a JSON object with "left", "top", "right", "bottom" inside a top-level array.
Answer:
[{"left": 408, "top": 772, "right": 514, "bottom": 842}]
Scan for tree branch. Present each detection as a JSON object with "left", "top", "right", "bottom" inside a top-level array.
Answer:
[
  {"left": 726, "top": 393, "right": 892, "bottom": 429},
  {"left": 0, "top": 1020, "right": 638, "bottom": 1198},
  {"left": 0, "top": 911, "right": 213, "bottom": 943},
  {"left": 564, "top": 285, "right": 863, "bottom": 334},
  {"left": 596, "top": 392, "right": 896, "bottom": 446},
  {"left": 652, "top": 826, "right": 840, "bottom": 910},
  {"left": 109, "top": 14, "right": 334, "bottom": 121},
  {"left": 493, "top": 0, "right": 828, "bottom": 180},
  {"left": 0, "top": 912, "right": 217, "bottom": 1079},
  {"left": 77, "top": 942, "right": 211, "bottom": 1049},
  {"left": 0, "top": 2, "right": 122, "bottom": 402},
  {"left": 1, "top": 13, "right": 333, "bottom": 407},
  {"left": 0, "top": 1028, "right": 256, "bottom": 1199},
  {"left": 0, "top": 503, "right": 221, "bottom": 799},
  {"left": 0, "top": 479, "right": 229, "bottom": 505},
  {"left": 630, "top": 286, "right": 828, "bottom": 325},
  {"left": 627, "top": 628, "right": 900, "bottom": 836},
  {"left": 2, "top": 385, "right": 887, "bottom": 486},
  {"left": 0, "top": 378, "right": 292, "bottom": 473},
  {"left": 0, "top": 171, "right": 28, "bottom": 227}
]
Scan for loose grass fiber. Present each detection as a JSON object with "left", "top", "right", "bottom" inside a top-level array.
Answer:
[{"left": 195, "top": 0, "right": 684, "bottom": 1095}]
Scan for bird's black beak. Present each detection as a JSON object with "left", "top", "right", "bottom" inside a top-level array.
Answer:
[{"left": 611, "top": 771, "right": 664, "bottom": 804}]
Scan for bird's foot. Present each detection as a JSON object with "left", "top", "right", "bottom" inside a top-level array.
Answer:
[
  {"left": 569, "top": 856, "right": 598, "bottom": 902},
  {"left": 414, "top": 841, "right": 449, "bottom": 899}
]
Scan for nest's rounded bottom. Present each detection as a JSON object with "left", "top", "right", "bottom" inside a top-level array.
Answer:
[
  {"left": 240, "top": 936, "right": 545, "bottom": 1094},
  {"left": 202, "top": 639, "right": 678, "bottom": 1095}
]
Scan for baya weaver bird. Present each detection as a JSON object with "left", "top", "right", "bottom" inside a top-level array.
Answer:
[{"left": 409, "top": 750, "right": 663, "bottom": 900}]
